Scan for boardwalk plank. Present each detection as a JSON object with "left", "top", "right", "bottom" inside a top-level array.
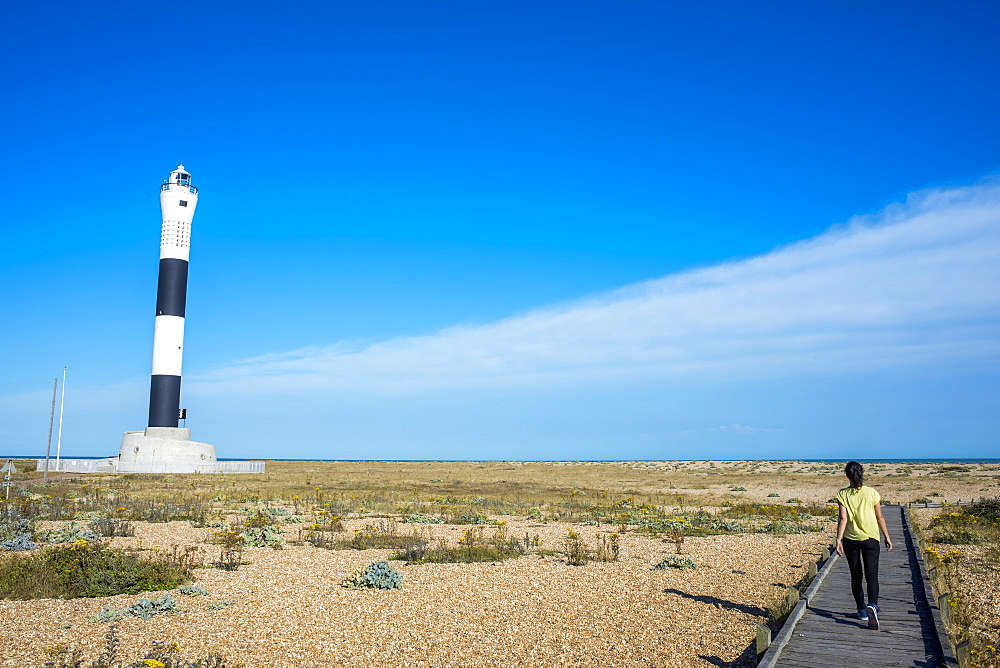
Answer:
[
  {"left": 780, "top": 649, "right": 941, "bottom": 667},
  {"left": 770, "top": 505, "right": 950, "bottom": 668},
  {"left": 784, "top": 635, "right": 936, "bottom": 650},
  {"left": 793, "top": 629, "right": 934, "bottom": 644}
]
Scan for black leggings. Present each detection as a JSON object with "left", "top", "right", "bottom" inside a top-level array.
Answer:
[{"left": 843, "top": 538, "right": 880, "bottom": 608}]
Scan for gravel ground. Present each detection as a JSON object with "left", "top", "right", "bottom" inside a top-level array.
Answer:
[
  {"left": 1, "top": 520, "right": 833, "bottom": 668},
  {"left": 956, "top": 544, "right": 1000, "bottom": 653},
  {"left": 911, "top": 508, "right": 1000, "bottom": 659}
]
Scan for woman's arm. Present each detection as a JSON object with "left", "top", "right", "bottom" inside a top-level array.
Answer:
[
  {"left": 874, "top": 503, "right": 893, "bottom": 551},
  {"left": 835, "top": 503, "right": 848, "bottom": 556}
]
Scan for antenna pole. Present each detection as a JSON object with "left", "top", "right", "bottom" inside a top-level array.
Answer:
[
  {"left": 56, "top": 366, "right": 66, "bottom": 469},
  {"left": 43, "top": 377, "right": 57, "bottom": 483}
]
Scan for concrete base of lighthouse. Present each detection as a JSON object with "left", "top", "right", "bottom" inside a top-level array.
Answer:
[
  {"left": 36, "top": 429, "right": 264, "bottom": 474},
  {"left": 119, "top": 427, "right": 216, "bottom": 470},
  {"left": 109, "top": 428, "right": 264, "bottom": 473},
  {"left": 36, "top": 431, "right": 263, "bottom": 472},
  {"left": 110, "top": 428, "right": 264, "bottom": 472}
]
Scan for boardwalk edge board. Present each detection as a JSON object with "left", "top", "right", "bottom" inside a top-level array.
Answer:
[
  {"left": 756, "top": 546, "right": 839, "bottom": 668},
  {"left": 903, "top": 507, "right": 960, "bottom": 668}
]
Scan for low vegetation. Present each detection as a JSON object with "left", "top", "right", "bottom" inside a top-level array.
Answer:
[
  {"left": 914, "top": 497, "right": 1000, "bottom": 668},
  {"left": 89, "top": 593, "right": 180, "bottom": 623},
  {"left": 1, "top": 459, "right": 996, "bottom": 666},
  {"left": 0, "top": 541, "right": 196, "bottom": 599},
  {"left": 651, "top": 555, "right": 697, "bottom": 570},
  {"left": 931, "top": 497, "right": 1000, "bottom": 546},
  {"left": 393, "top": 525, "right": 531, "bottom": 564},
  {"left": 43, "top": 625, "right": 231, "bottom": 667},
  {"left": 342, "top": 560, "right": 403, "bottom": 590}
]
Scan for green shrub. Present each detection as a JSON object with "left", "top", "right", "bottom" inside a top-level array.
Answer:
[
  {"left": 0, "top": 518, "right": 37, "bottom": 552},
  {"left": 178, "top": 585, "right": 209, "bottom": 595},
  {"left": 592, "top": 532, "right": 620, "bottom": 563},
  {"left": 89, "top": 593, "right": 179, "bottom": 623},
  {"left": 931, "top": 507, "right": 996, "bottom": 545},
  {"left": 638, "top": 519, "right": 690, "bottom": 534},
  {"left": 767, "top": 588, "right": 800, "bottom": 623},
  {"left": 335, "top": 520, "right": 412, "bottom": 550},
  {"left": 128, "top": 499, "right": 209, "bottom": 525},
  {"left": 933, "top": 527, "right": 987, "bottom": 545},
  {"left": 0, "top": 512, "right": 38, "bottom": 552},
  {"left": 0, "top": 542, "right": 193, "bottom": 599},
  {"left": 965, "top": 496, "right": 1000, "bottom": 523},
  {"left": 342, "top": 560, "right": 403, "bottom": 590},
  {"left": 709, "top": 520, "right": 744, "bottom": 532},
  {"left": 214, "top": 529, "right": 243, "bottom": 571},
  {"left": 393, "top": 526, "right": 529, "bottom": 564},
  {"left": 88, "top": 607, "right": 123, "bottom": 623},
  {"left": 721, "top": 503, "right": 803, "bottom": 521},
  {"left": 564, "top": 529, "right": 588, "bottom": 566},
  {"left": 651, "top": 555, "right": 697, "bottom": 570},
  {"left": 758, "top": 521, "right": 818, "bottom": 535},
  {"left": 241, "top": 510, "right": 285, "bottom": 548},
  {"left": 931, "top": 502, "right": 1000, "bottom": 546},
  {"left": 39, "top": 522, "right": 100, "bottom": 544}
]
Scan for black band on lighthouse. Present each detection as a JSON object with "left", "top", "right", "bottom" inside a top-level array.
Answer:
[
  {"left": 149, "top": 374, "right": 182, "bottom": 427},
  {"left": 155, "top": 258, "right": 189, "bottom": 317}
]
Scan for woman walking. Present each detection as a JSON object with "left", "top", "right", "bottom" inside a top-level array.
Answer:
[{"left": 835, "top": 460, "right": 893, "bottom": 630}]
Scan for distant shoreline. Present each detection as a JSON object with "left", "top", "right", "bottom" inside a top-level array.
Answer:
[{"left": 7, "top": 456, "right": 999, "bottom": 464}]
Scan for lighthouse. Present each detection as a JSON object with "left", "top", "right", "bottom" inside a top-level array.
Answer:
[
  {"left": 150, "top": 164, "right": 196, "bottom": 427},
  {"left": 116, "top": 164, "right": 218, "bottom": 471},
  {"left": 35, "top": 164, "right": 264, "bottom": 474}
]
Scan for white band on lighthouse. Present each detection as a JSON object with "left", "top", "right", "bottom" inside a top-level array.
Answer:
[{"left": 151, "top": 315, "right": 185, "bottom": 376}]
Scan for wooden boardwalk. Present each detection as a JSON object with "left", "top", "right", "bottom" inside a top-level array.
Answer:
[{"left": 767, "top": 506, "right": 955, "bottom": 668}]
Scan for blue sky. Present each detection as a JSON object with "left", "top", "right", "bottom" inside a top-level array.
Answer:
[{"left": 3, "top": 1, "right": 999, "bottom": 460}]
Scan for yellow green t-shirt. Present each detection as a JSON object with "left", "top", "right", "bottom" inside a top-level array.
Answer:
[{"left": 837, "top": 486, "right": 881, "bottom": 541}]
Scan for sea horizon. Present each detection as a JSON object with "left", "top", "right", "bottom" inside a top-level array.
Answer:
[{"left": 10, "top": 455, "right": 1000, "bottom": 464}]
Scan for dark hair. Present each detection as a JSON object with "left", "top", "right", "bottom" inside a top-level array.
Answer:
[{"left": 845, "top": 461, "right": 864, "bottom": 488}]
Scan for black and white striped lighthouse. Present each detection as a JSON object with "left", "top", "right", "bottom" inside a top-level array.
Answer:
[
  {"left": 148, "top": 164, "right": 197, "bottom": 428},
  {"left": 113, "top": 164, "right": 262, "bottom": 473}
]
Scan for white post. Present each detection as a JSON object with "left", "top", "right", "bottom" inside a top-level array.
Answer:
[{"left": 55, "top": 366, "right": 66, "bottom": 469}]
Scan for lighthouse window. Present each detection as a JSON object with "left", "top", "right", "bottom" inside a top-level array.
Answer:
[{"left": 179, "top": 200, "right": 188, "bottom": 207}]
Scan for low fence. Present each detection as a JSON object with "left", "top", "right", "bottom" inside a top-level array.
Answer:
[
  {"left": 755, "top": 542, "right": 839, "bottom": 666},
  {"left": 906, "top": 500, "right": 973, "bottom": 508},
  {"left": 36, "top": 459, "right": 265, "bottom": 474},
  {"left": 905, "top": 506, "right": 968, "bottom": 667}
]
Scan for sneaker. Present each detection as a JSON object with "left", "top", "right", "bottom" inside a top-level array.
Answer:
[
  {"left": 857, "top": 607, "right": 869, "bottom": 621},
  {"left": 866, "top": 604, "right": 880, "bottom": 630}
]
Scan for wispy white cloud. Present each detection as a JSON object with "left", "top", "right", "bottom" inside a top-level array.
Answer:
[
  {"left": 705, "top": 424, "right": 783, "bottom": 435},
  {"left": 193, "top": 179, "right": 1000, "bottom": 397}
]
